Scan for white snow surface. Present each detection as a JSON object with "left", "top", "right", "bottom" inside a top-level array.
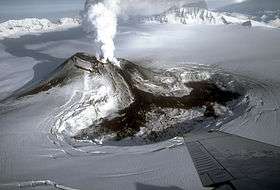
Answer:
[
  {"left": 1, "top": 4, "right": 280, "bottom": 189},
  {"left": 0, "top": 18, "right": 80, "bottom": 39},
  {"left": 269, "top": 18, "right": 280, "bottom": 28},
  {"left": 143, "top": 6, "right": 268, "bottom": 27},
  {"left": 0, "top": 10, "right": 275, "bottom": 42}
]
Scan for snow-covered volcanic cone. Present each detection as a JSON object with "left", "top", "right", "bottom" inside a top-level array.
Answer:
[{"left": 14, "top": 53, "right": 245, "bottom": 147}]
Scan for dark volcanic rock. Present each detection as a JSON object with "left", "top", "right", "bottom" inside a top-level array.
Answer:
[{"left": 19, "top": 53, "right": 241, "bottom": 144}]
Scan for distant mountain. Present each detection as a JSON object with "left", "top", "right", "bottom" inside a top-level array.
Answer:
[
  {"left": 143, "top": 6, "right": 228, "bottom": 25},
  {"left": 218, "top": 0, "right": 280, "bottom": 23},
  {"left": 0, "top": 18, "right": 80, "bottom": 39},
  {"left": 141, "top": 5, "right": 266, "bottom": 27},
  {"left": 269, "top": 18, "right": 280, "bottom": 28}
]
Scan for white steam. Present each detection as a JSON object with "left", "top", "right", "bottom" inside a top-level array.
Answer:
[
  {"left": 81, "top": 0, "right": 207, "bottom": 65},
  {"left": 82, "top": 0, "right": 120, "bottom": 65}
]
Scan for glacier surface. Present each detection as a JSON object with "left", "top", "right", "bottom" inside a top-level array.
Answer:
[{"left": 1, "top": 1, "right": 280, "bottom": 190}]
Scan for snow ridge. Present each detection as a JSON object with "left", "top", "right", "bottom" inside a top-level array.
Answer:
[
  {"left": 142, "top": 6, "right": 267, "bottom": 27},
  {"left": 269, "top": 18, "right": 280, "bottom": 28},
  {"left": 0, "top": 18, "right": 80, "bottom": 39},
  {"left": 0, "top": 6, "right": 275, "bottom": 41}
]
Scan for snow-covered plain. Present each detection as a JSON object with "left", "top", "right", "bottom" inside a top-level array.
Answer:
[
  {"left": 1, "top": 1, "right": 280, "bottom": 190},
  {"left": 1, "top": 22, "right": 280, "bottom": 190}
]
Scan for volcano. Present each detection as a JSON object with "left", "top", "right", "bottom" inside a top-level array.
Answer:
[{"left": 18, "top": 53, "right": 241, "bottom": 145}]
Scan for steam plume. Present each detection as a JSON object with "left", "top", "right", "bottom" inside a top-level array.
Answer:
[
  {"left": 82, "top": 0, "right": 206, "bottom": 66},
  {"left": 82, "top": 0, "right": 120, "bottom": 66}
]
